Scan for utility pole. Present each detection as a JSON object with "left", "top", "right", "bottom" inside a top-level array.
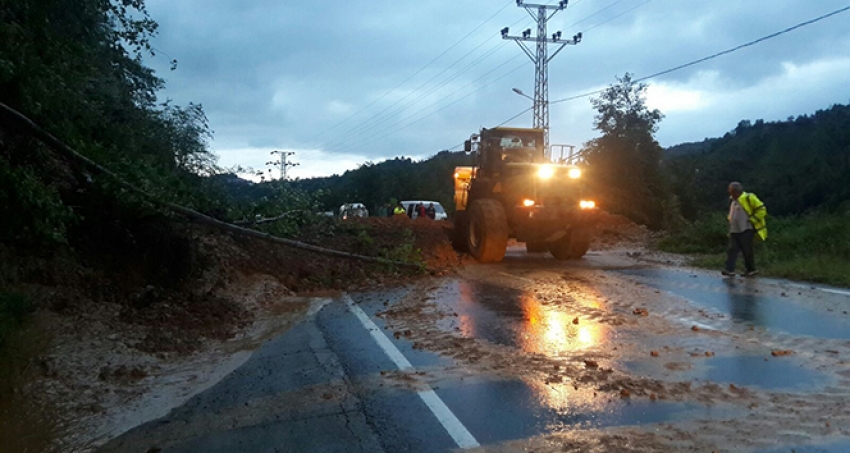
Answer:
[
  {"left": 267, "top": 150, "right": 300, "bottom": 180},
  {"left": 502, "top": 0, "right": 582, "bottom": 156}
]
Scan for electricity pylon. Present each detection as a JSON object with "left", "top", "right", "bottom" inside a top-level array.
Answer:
[
  {"left": 267, "top": 150, "right": 299, "bottom": 180},
  {"left": 501, "top": 0, "right": 582, "bottom": 155}
]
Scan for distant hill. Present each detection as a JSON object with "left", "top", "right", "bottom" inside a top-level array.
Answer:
[
  {"left": 665, "top": 102, "right": 850, "bottom": 218},
  {"left": 664, "top": 138, "right": 718, "bottom": 158}
]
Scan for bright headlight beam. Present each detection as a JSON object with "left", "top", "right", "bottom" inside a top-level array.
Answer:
[
  {"left": 522, "top": 199, "right": 535, "bottom": 207},
  {"left": 568, "top": 168, "right": 582, "bottom": 179},
  {"left": 537, "top": 165, "right": 555, "bottom": 179}
]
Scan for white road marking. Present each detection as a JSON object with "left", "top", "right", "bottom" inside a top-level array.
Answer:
[
  {"left": 820, "top": 288, "right": 850, "bottom": 297},
  {"left": 343, "top": 294, "right": 480, "bottom": 449}
]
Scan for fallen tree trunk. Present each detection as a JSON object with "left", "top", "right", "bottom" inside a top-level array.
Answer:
[{"left": 233, "top": 210, "right": 306, "bottom": 226}]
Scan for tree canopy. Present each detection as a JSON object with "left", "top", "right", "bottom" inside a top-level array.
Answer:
[{"left": 581, "top": 73, "right": 668, "bottom": 227}]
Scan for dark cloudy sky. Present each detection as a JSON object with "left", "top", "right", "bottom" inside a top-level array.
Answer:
[{"left": 144, "top": 0, "right": 850, "bottom": 179}]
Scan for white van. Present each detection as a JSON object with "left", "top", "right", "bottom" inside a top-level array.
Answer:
[{"left": 400, "top": 201, "right": 447, "bottom": 220}]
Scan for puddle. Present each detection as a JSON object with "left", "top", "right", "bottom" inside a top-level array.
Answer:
[
  {"left": 436, "top": 378, "right": 733, "bottom": 445},
  {"left": 755, "top": 438, "right": 850, "bottom": 453},
  {"left": 432, "top": 280, "right": 613, "bottom": 356},
  {"left": 625, "top": 355, "right": 831, "bottom": 391},
  {"left": 617, "top": 269, "right": 850, "bottom": 339}
]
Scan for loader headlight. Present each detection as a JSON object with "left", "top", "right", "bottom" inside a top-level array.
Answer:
[
  {"left": 568, "top": 168, "right": 582, "bottom": 179},
  {"left": 522, "top": 199, "right": 536, "bottom": 207},
  {"left": 537, "top": 165, "right": 555, "bottom": 179},
  {"left": 579, "top": 200, "right": 596, "bottom": 209}
]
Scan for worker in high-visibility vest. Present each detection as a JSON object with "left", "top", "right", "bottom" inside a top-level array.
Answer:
[
  {"left": 393, "top": 203, "right": 407, "bottom": 216},
  {"left": 723, "top": 181, "right": 767, "bottom": 277}
]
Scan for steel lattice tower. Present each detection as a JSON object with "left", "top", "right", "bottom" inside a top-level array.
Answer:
[{"left": 502, "top": 1, "right": 582, "bottom": 155}]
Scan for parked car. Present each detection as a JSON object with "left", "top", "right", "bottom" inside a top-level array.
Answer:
[
  {"left": 400, "top": 200, "right": 448, "bottom": 220},
  {"left": 339, "top": 203, "right": 368, "bottom": 220}
]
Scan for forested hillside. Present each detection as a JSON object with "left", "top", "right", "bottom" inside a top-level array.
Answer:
[
  {"left": 665, "top": 103, "right": 850, "bottom": 220},
  {"left": 293, "top": 151, "right": 473, "bottom": 213}
]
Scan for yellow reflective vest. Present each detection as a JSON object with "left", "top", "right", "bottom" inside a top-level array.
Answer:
[{"left": 738, "top": 192, "right": 767, "bottom": 240}]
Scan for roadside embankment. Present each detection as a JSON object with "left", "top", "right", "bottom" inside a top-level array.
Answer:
[{"left": 0, "top": 213, "right": 466, "bottom": 452}]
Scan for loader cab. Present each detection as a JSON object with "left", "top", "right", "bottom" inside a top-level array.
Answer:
[{"left": 473, "top": 127, "right": 545, "bottom": 178}]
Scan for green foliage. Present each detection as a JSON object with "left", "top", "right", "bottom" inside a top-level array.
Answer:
[
  {"left": 0, "top": 291, "right": 32, "bottom": 349},
  {"left": 212, "top": 176, "right": 331, "bottom": 237},
  {"left": 0, "top": 156, "right": 74, "bottom": 246},
  {"left": 582, "top": 73, "right": 669, "bottom": 228},
  {"left": 656, "top": 213, "right": 729, "bottom": 254},
  {"left": 378, "top": 228, "right": 424, "bottom": 270},
  {"left": 0, "top": 0, "right": 231, "bottom": 250},
  {"left": 665, "top": 103, "right": 850, "bottom": 219},
  {"left": 659, "top": 213, "right": 850, "bottom": 286}
]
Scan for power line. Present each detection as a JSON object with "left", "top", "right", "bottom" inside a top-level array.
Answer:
[
  {"left": 496, "top": 2, "right": 850, "bottom": 123},
  {"left": 319, "top": 1, "right": 580, "bottom": 150},
  {"left": 633, "top": 4, "right": 850, "bottom": 82},
  {"left": 566, "top": 0, "right": 628, "bottom": 28},
  {"left": 496, "top": 106, "right": 535, "bottom": 126},
  {"left": 301, "top": 0, "right": 516, "bottom": 145},
  {"left": 343, "top": 59, "right": 528, "bottom": 152},
  {"left": 330, "top": 0, "right": 637, "bottom": 153},
  {"left": 582, "top": 0, "right": 654, "bottom": 33},
  {"left": 318, "top": 9, "right": 553, "bottom": 150},
  {"left": 319, "top": 40, "right": 511, "bottom": 151}
]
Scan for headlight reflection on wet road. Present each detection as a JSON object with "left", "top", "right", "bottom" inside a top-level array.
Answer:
[
  {"left": 451, "top": 280, "right": 609, "bottom": 357},
  {"left": 523, "top": 377, "right": 609, "bottom": 421},
  {"left": 519, "top": 293, "right": 607, "bottom": 356}
]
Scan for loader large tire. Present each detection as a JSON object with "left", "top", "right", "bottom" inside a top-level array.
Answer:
[
  {"left": 549, "top": 228, "right": 592, "bottom": 260},
  {"left": 467, "top": 199, "right": 508, "bottom": 263},
  {"left": 451, "top": 211, "right": 469, "bottom": 252}
]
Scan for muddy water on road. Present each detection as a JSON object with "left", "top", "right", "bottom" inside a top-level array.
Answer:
[
  {"left": 619, "top": 268, "right": 850, "bottom": 339},
  {"left": 434, "top": 279, "right": 614, "bottom": 357},
  {"left": 375, "top": 251, "right": 850, "bottom": 452}
]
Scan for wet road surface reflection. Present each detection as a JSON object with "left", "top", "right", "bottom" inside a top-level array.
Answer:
[
  {"left": 320, "top": 292, "right": 723, "bottom": 450},
  {"left": 434, "top": 279, "right": 611, "bottom": 356},
  {"left": 617, "top": 269, "right": 850, "bottom": 339},
  {"left": 435, "top": 378, "right": 732, "bottom": 445},
  {"left": 626, "top": 355, "right": 831, "bottom": 390}
]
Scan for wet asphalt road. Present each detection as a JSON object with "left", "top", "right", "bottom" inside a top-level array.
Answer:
[{"left": 98, "top": 249, "right": 850, "bottom": 453}]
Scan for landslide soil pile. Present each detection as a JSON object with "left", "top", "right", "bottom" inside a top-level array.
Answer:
[
  {"left": 2, "top": 212, "right": 467, "bottom": 452},
  {"left": 326, "top": 216, "right": 464, "bottom": 271},
  {"left": 592, "top": 211, "right": 656, "bottom": 250}
]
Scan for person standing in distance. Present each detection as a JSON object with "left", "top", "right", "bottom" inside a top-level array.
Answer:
[{"left": 723, "top": 182, "right": 767, "bottom": 277}]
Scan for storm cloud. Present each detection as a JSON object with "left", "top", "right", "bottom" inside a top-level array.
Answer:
[{"left": 144, "top": 0, "right": 850, "bottom": 178}]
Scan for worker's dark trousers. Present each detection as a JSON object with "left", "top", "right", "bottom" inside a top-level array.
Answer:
[{"left": 726, "top": 229, "right": 756, "bottom": 273}]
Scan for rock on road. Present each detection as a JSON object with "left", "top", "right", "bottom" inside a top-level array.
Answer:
[{"left": 98, "top": 248, "right": 850, "bottom": 453}]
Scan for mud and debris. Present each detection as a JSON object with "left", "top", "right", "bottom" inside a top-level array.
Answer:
[
  {"left": 2, "top": 213, "right": 470, "bottom": 452},
  {"left": 363, "top": 253, "right": 850, "bottom": 453},
  {"left": 6, "top": 211, "right": 850, "bottom": 453}
]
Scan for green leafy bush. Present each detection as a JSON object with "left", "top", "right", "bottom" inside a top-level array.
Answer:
[
  {"left": 659, "top": 213, "right": 850, "bottom": 286},
  {"left": 657, "top": 214, "right": 728, "bottom": 254},
  {"left": 0, "top": 157, "right": 74, "bottom": 246}
]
